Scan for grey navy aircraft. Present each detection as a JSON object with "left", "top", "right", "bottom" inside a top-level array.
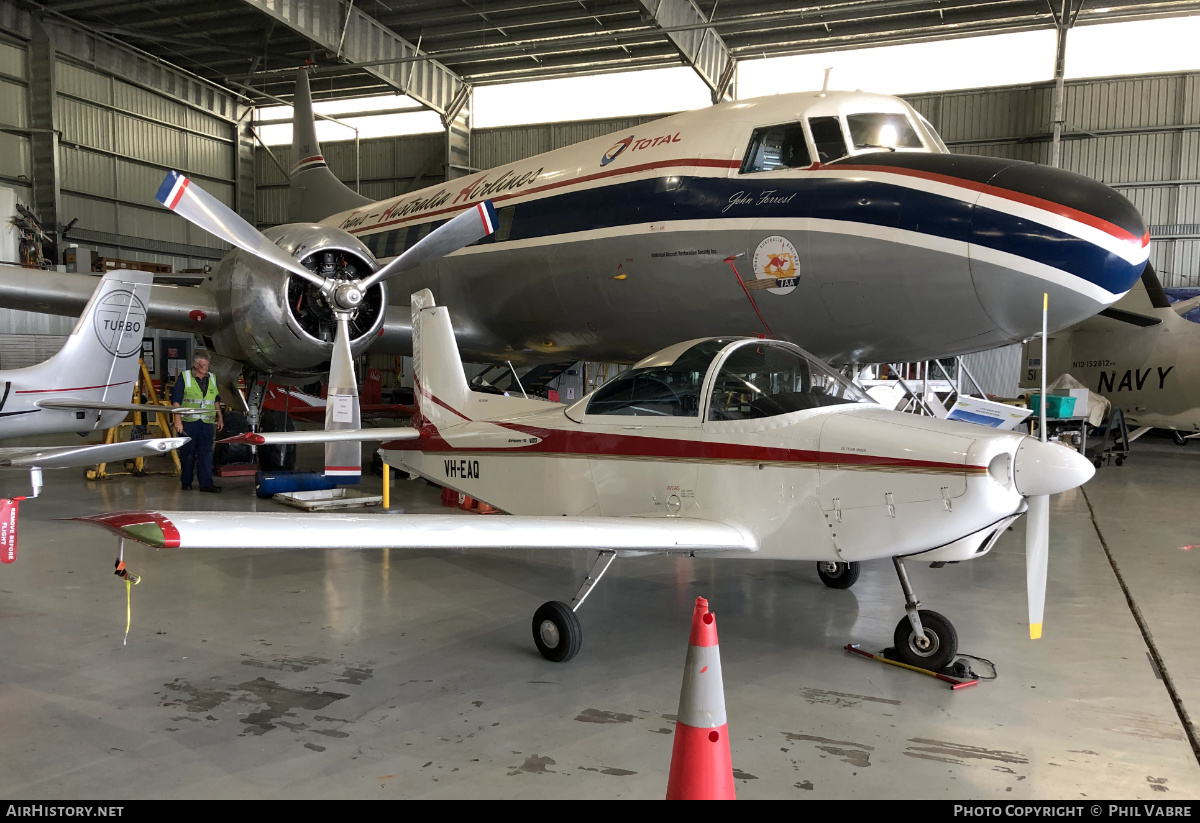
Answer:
[
  {"left": 0, "top": 72, "right": 1150, "bottom": 405},
  {"left": 1021, "top": 268, "right": 1200, "bottom": 438}
]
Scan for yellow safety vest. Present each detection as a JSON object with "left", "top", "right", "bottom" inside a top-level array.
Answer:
[{"left": 180, "top": 369, "right": 218, "bottom": 424}]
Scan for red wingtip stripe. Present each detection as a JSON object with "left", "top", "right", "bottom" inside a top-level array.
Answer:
[
  {"left": 478, "top": 202, "right": 494, "bottom": 234},
  {"left": 167, "top": 176, "right": 190, "bottom": 210}
]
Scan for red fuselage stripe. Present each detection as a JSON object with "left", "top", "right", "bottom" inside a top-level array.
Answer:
[
  {"left": 349, "top": 158, "right": 742, "bottom": 234},
  {"left": 17, "top": 381, "right": 132, "bottom": 394},
  {"left": 385, "top": 420, "right": 984, "bottom": 474},
  {"left": 831, "top": 164, "right": 1143, "bottom": 245}
]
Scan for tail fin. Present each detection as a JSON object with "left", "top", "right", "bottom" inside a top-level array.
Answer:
[
  {"left": 288, "top": 70, "right": 371, "bottom": 223},
  {"left": 411, "top": 289, "right": 472, "bottom": 428},
  {"left": 31, "top": 269, "right": 153, "bottom": 403},
  {"left": 410, "top": 289, "right": 557, "bottom": 427}
]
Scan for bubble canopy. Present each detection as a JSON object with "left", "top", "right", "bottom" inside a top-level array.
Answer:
[{"left": 577, "top": 337, "right": 873, "bottom": 421}]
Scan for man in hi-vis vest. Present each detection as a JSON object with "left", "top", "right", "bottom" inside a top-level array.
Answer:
[{"left": 170, "top": 349, "right": 224, "bottom": 492}]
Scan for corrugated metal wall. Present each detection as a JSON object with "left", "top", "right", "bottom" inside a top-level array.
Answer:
[
  {"left": 0, "top": 36, "right": 69, "bottom": 359},
  {"left": 0, "top": 37, "right": 31, "bottom": 207},
  {"left": 905, "top": 71, "right": 1200, "bottom": 288},
  {"left": 54, "top": 57, "right": 236, "bottom": 271}
]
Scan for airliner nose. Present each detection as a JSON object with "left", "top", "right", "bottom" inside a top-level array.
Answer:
[
  {"left": 965, "top": 159, "right": 1149, "bottom": 340},
  {"left": 1012, "top": 438, "right": 1095, "bottom": 497},
  {"left": 977, "top": 161, "right": 1148, "bottom": 293}
]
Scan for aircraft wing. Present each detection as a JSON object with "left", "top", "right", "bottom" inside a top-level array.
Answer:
[
  {"left": 0, "top": 437, "right": 189, "bottom": 469},
  {"left": 73, "top": 510, "right": 758, "bottom": 553},
  {"left": 220, "top": 427, "right": 419, "bottom": 445},
  {"left": 0, "top": 264, "right": 221, "bottom": 335},
  {"left": 36, "top": 400, "right": 203, "bottom": 417}
]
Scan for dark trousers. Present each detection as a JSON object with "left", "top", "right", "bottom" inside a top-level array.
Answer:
[{"left": 180, "top": 420, "right": 215, "bottom": 487}]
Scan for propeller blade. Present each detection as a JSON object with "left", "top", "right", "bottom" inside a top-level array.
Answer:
[
  {"left": 1029, "top": 292, "right": 1049, "bottom": 640},
  {"left": 358, "top": 200, "right": 498, "bottom": 291},
  {"left": 324, "top": 312, "right": 362, "bottom": 479},
  {"left": 1025, "top": 494, "right": 1049, "bottom": 639},
  {"left": 156, "top": 170, "right": 326, "bottom": 289}
]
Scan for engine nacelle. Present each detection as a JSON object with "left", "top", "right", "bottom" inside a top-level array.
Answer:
[{"left": 208, "top": 223, "right": 387, "bottom": 380}]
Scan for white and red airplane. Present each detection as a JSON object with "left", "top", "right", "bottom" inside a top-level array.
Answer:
[{"left": 78, "top": 271, "right": 1094, "bottom": 667}]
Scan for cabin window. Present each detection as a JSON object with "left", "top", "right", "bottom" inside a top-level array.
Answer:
[
  {"left": 808, "top": 117, "right": 848, "bottom": 164},
  {"left": 382, "top": 227, "right": 407, "bottom": 258},
  {"left": 740, "top": 123, "right": 812, "bottom": 174},
  {"left": 846, "top": 113, "right": 923, "bottom": 151},
  {"left": 707, "top": 343, "right": 871, "bottom": 421},
  {"left": 586, "top": 339, "right": 726, "bottom": 418},
  {"left": 360, "top": 231, "right": 383, "bottom": 258},
  {"left": 495, "top": 206, "right": 516, "bottom": 242},
  {"left": 408, "top": 222, "right": 432, "bottom": 250}
]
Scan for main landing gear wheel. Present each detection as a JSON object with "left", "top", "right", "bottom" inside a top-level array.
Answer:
[
  {"left": 817, "top": 561, "right": 860, "bottom": 589},
  {"left": 1173, "top": 431, "right": 1188, "bottom": 446},
  {"left": 893, "top": 609, "right": 957, "bottom": 672},
  {"left": 532, "top": 601, "right": 582, "bottom": 663}
]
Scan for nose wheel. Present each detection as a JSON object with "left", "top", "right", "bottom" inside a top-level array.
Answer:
[
  {"left": 889, "top": 556, "right": 958, "bottom": 672},
  {"left": 893, "top": 609, "right": 957, "bottom": 672}
]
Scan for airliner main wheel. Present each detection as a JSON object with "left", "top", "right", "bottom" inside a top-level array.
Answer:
[
  {"left": 817, "top": 561, "right": 860, "bottom": 589},
  {"left": 532, "top": 601, "right": 582, "bottom": 663},
  {"left": 893, "top": 609, "right": 957, "bottom": 672}
]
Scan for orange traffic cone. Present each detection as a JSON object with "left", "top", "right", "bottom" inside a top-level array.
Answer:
[{"left": 666, "top": 596, "right": 736, "bottom": 800}]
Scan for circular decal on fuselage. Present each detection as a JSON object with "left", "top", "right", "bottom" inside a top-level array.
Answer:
[
  {"left": 601, "top": 136, "right": 633, "bottom": 167},
  {"left": 751, "top": 236, "right": 800, "bottom": 295},
  {"left": 93, "top": 289, "right": 148, "bottom": 357}
]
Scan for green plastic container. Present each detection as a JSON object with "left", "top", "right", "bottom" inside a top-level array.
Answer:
[{"left": 1029, "top": 394, "right": 1076, "bottom": 418}]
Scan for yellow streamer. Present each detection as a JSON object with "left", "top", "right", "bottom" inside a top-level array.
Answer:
[{"left": 123, "top": 578, "right": 131, "bottom": 645}]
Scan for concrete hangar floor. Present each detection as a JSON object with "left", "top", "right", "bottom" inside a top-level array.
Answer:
[{"left": 1, "top": 437, "right": 1197, "bottom": 800}]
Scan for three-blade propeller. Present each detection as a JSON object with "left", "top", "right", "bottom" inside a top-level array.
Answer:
[{"left": 157, "top": 170, "right": 497, "bottom": 477}]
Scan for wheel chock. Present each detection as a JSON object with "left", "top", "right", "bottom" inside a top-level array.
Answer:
[{"left": 844, "top": 643, "right": 979, "bottom": 690}]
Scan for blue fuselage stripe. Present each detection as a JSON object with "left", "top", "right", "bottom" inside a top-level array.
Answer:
[{"left": 362, "top": 175, "right": 1143, "bottom": 295}]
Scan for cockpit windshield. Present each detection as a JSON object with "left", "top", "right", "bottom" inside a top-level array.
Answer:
[
  {"left": 808, "top": 116, "right": 848, "bottom": 164},
  {"left": 846, "top": 113, "right": 923, "bottom": 151},
  {"left": 585, "top": 338, "right": 734, "bottom": 417},
  {"left": 708, "top": 342, "right": 873, "bottom": 421}
]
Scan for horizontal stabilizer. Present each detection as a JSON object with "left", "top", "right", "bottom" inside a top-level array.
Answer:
[
  {"left": 0, "top": 437, "right": 189, "bottom": 470},
  {"left": 36, "top": 399, "right": 203, "bottom": 417},
  {"left": 73, "top": 510, "right": 759, "bottom": 553},
  {"left": 1098, "top": 307, "right": 1162, "bottom": 327},
  {"left": 219, "top": 427, "right": 419, "bottom": 446}
]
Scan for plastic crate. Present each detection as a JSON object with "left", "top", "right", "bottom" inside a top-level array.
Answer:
[{"left": 1029, "top": 394, "right": 1076, "bottom": 419}]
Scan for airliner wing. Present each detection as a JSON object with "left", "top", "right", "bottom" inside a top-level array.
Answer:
[
  {"left": 73, "top": 510, "right": 759, "bottom": 553},
  {"left": 0, "top": 263, "right": 222, "bottom": 335},
  {"left": 0, "top": 437, "right": 189, "bottom": 469}
]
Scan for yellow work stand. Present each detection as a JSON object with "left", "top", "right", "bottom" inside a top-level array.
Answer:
[{"left": 87, "top": 359, "right": 183, "bottom": 480}]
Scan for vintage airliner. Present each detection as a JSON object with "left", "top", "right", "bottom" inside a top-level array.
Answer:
[{"left": 0, "top": 71, "right": 1149, "bottom": 400}]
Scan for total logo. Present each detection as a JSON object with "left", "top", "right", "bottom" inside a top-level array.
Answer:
[
  {"left": 600, "top": 131, "right": 683, "bottom": 166},
  {"left": 751, "top": 236, "right": 800, "bottom": 296},
  {"left": 94, "top": 289, "right": 148, "bottom": 357}
]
